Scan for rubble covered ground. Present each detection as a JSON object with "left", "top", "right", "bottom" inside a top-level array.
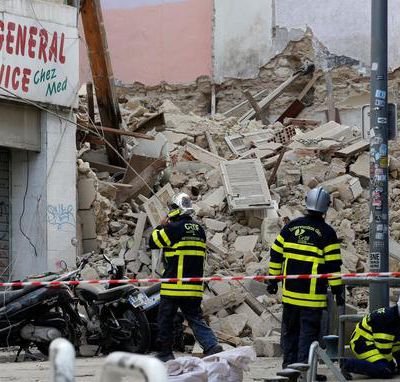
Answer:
[{"left": 75, "top": 36, "right": 400, "bottom": 361}]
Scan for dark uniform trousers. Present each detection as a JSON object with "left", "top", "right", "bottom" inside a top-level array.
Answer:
[
  {"left": 158, "top": 297, "right": 218, "bottom": 353},
  {"left": 268, "top": 215, "right": 343, "bottom": 368},
  {"left": 281, "top": 304, "right": 322, "bottom": 367}
]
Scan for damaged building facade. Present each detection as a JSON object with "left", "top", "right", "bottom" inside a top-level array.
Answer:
[
  {"left": 0, "top": 0, "right": 79, "bottom": 280},
  {"left": 82, "top": 0, "right": 400, "bottom": 85}
]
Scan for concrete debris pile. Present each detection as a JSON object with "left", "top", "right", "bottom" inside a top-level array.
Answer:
[{"left": 75, "top": 84, "right": 400, "bottom": 352}]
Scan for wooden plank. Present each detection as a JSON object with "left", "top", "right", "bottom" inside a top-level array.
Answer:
[
  {"left": 243, "top": 90, "right": 270, "bottom": 125},
  {"left": 81, "top": 0, "right": 123, "bottom": 166},
  {"left": 239, "top": 71, "right": 305, "bottom": 123},
  {"left": 224, "top": 87, "right": 271, "bottom": 117},
  {"left": 335, "top": 140, "right": 369, "bottom": 158},
  {"left": 126, "top": 212, "right": 147, "bottom": 261},
  {"left": 276, "top": 72, "right": 322, "bottom": 123},
  {"left": 268, "top": 149, "right": 286, "bottom": 186},
  {"left": 204, "top": 131, "right": 219, "bottom": 156},
  {"left": 88, "top": 161, "right": 126, "bottom": 174},
  {"left": 79, "top": 123, "right": 155, "bottom": 140}
]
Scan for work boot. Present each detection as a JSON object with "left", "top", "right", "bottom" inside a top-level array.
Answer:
[
  {"left": 204, "top": 344, "right": 223, "bottom": 356},
  {"left": 156, "top": 351, "right": 175, "bottom": 362},
  {"left": 315, "top": 375, "right": 327, "bottom": 381}
]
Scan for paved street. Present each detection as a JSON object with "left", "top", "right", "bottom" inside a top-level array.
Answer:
[{"left": 0, "top": 353, "right": 400, "bottom": 381}]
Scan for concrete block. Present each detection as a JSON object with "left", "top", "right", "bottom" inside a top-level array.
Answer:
[
  {"left": 204, "top": 218, "right": 227, "bottom": 232},
  {"left": 218, "top": 313, "right": 248, "bottom": 337},
  {"left": 234, "top": 235, "right": 259, "bottom": 253},
  {"left": 349, "top": 152, "right": 369, "bottom": 187},
  {"left": 253, "top": 336, "right": 282, "bottom": 357},
  {"left": 202, "top": 186, "right": 226, "bottom": 209}
]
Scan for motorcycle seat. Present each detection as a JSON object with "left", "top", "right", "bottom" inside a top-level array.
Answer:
[
  {"left": 77, "top": 284, "right": 137, "bottom": 302},
  {"left": 0, "top": 287, "right": 36, "bottom": 307},
  {"left": 141, "top": 283, "right": 161, "bottom": 297},
  {"left": 0, "top": 274, "right": 65, "bottom": 307}
]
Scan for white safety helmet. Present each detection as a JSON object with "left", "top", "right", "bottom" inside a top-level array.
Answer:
[
  {"left": 305, "top": 187, "right": 331, "bottom": 214},
  {"left": 168, "top": 192, "right": 194, "bottom": 218}
]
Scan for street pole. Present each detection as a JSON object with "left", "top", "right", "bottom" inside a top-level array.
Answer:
[{"left": 369, "top": 0, "right": 389, "bottom": 311}]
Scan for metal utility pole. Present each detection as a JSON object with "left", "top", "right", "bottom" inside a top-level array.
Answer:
[{"left": 369, "top": 0, "right": 389, "bottom": 311}]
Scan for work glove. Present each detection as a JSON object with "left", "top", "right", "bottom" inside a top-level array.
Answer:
[{"left": 266, "top": 280, "right": 278, "bottom": 295}]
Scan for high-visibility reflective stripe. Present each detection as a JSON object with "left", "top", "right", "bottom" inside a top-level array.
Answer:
[
  {"left": 269, "top": 261, "right": 282, "bottom": 269},
  {"left": 284, "top": 242, "right": 323, "bottom": 256},
  {"left": 177, "top": 254, "right": 184, "bottom": 285},
  {"left": 329, "top": 278, "right": 343, "bottom": 286},
  {"left": 160, "top": 230, "right": 171, "bottom": 246},
  {"left": 285, "top": 253, "right": 325, "bottom": 264},
  {"left": 164, "top": 251, "right": 176, "bottom": 257},
  {"left": 172, "top": 241, "right": 206, "bottom": 249},
  {"left": 271, "top": 244, "right": 284, "bottom": 254},
  {"left": 324, "top": 243, "right": 341, "bottom": 253},
  {"left": 325, "top": 254, "right": 342, "bottom": 261},
  {"left": 310, "top": 262, "right": 318, "bottom": 295},
  {"left": 355, "top": 327, "right": 373, "bottom": 340},
  {"left": 163, "top": 250, "right": 206, "bottom": 257},
  {"left": 168, "top": 209, "right": 181, "bottom": 218},
  {"left": 362, "top": 318, "right": 373, "bottom": 332},
  {"left": 375, "top": 342, "right": 393, "bottom": 350},
  {"left": 364, "top": 353, "right": 389, "bottom": 362},
  {"left": 283, "top": 289, "right": 327, "bottom": 302},
  {"left": 357, "top": 348, "right": 381, "bottom": 360},
  {"left": 276, "top": 235, "right": 285, "bottom": 245},
  {"left": 282, "top": 295, "right": 327, "bottom": 308},
  {"left": 161, "top": 283, "right": 204, "bottom": 291},
  {"left": 393, "top": 345, "right": 400, "bottom": 353},
  {"left": 152, "top": 230, "right": 163, "bottom": 248},
  {"left": 374, "top": 333, "right": 395, "bottom": 341},
  {"left": 175, "top": 250, "right": 205, "bottom": 256},
  {"left": 160, "top": 290, "right": 203, "bottom": 298},
  {"left": 269, "top": 269, "right": 281, "bottom": 276}
]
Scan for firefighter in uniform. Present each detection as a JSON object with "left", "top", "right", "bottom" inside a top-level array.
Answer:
[
  {"left": 148, "top": 192, "right": 222, "bottom": 362},
  {"left": 267, "top": 187, "right": 344, "bottom": 375},
  {"left": 342, "top": 299, "right": 400, "bottom": 379}
]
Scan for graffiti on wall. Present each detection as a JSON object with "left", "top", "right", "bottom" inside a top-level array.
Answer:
[{"left": 47, "top": 204, "right": 75, "bottom": 230}]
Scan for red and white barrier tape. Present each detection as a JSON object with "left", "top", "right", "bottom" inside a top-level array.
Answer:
[{"left": 3, "top": 271, "right": 400, "bottom": 288}]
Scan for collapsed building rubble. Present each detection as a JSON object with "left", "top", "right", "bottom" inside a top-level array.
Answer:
[{"left": 75, "top": 46, "right": 400, "bottom": 355}]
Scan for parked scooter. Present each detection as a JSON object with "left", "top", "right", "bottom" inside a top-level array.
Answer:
[
  {"left": 0, "top": 276, "right": 80, "bottom": 359},
  {"left": 64, "top": 252, "right": 185, "bottom": 354}
]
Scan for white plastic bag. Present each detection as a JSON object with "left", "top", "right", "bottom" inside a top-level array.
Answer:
[
  {"left": 167, "top": 356, "right": 208, "bottom": 382},
  {"left": 204, "top": 346, "right": 257, "bottom": 382},
  {"left": 167, "top": 347, "right": 256, "bottom": 382}
]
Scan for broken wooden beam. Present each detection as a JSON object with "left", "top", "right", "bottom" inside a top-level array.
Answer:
[
  {"left": 335, "top": 140, "right": 369, "bottom": 158},
  {"left": 239, "top": 64, "right": 315, "bottom": 123},
  {"left": 88, "top": 161, "right": 126, "bottom": 174},
  {"left": 243, "top": 90, "right": 270, "bottom": 125},
  {"left": 81, "top": 0, "right": 124, "bottom": 166},
  {"left": 268, "top": 149, "right": 287, "bottom": 186},
  {"left": 276, "top": 72, "right": 322, "bottom": 123},
  {"left": 79, "top": 123, "right": 155, "bottom": 140}
]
